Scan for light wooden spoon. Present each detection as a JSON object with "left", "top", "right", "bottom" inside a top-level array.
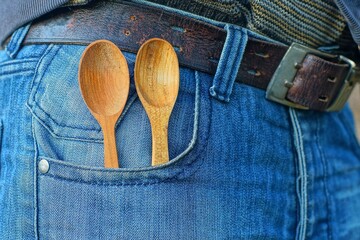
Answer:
[
  {"left": 135, "top": 38, "right": 179, "bottom": 166},
  {"left": 78, "top": 40, "right": 129, "bottom": 168}
]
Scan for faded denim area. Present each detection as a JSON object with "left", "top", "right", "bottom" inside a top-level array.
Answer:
[{"left": 1, "top": 9, "right": 360, "bottom": 240}]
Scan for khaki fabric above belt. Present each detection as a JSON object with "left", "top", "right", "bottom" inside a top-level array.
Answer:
[{"left": 23, "top": 1, "right": 360, "bottom": 111}]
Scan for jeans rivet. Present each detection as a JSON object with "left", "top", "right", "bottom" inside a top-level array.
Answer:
[{"left": 38, "top": 159, "right": 49, "bottom": 174}]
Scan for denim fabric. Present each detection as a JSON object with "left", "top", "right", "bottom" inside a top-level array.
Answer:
[{"left": 1, "top": 5, "right": 360, "bottom": 240}]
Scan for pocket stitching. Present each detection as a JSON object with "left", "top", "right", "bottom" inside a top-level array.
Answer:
[
  {"left": 29, "top": 45, "right": 61, "bottom": 106},
  {"left": 35, "top": 70, "right": 213, "bottom": 184},
  {"left": 27, "top": 45, "right": 104, "bottom": 140}
]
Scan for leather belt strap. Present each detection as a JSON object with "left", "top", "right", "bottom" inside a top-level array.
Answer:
[{"left": 23, "top": 0, "right": 359, "bottom": 111}]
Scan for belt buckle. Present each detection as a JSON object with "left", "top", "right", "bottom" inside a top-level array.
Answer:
[
  {"left": 326, "top": 56, "right": 360, "bottom": 111},
  {"left": 265, "top": 43, "right": 359, "bottom": 111}
]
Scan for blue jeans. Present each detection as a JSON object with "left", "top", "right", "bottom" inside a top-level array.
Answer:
[{"left": 1, "top": 3, "right": 360, "bottom": 239}]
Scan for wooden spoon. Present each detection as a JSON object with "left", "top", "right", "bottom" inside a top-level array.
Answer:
[
  {"left": 134, "top": 38, "right": 179, "bottom": 166},
  {"left": 78, "top": 40, "right": 129, "bottom": 168}
]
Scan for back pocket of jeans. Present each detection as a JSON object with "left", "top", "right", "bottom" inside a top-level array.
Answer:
[{"left": 27, "top": 44, "right": 211, "bottom": 170}]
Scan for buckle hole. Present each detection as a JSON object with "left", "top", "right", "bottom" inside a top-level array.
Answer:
[
  {"left": 318, "top": 95, "right": 329, "bottom": 102},
  {"left": 208, "top": 56, "right": 219, "bottom": 64},
  {"left": 247, "top": 69, "right": 261, "bottom": 77},
  {"left": 255, "top": 52, "right": 270, "bottom": 58},
  {"left": 327, "top": 77, "right": 337, "bottom": 83},
  {"left": 173, "top": 46, "right": 183, "bottom": 53},
  {"left": 171, "top": 26, "right": 187, "bottom": 33}
]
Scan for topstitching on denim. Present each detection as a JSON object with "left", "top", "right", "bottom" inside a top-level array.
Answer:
[
  {"left": 290, "top": 108, "right": 308, "bottom": 240},
  {"left": 28, "top": 45, "right": 61, "bottom": 104},
  {"left": 26, "top": 45, "right": 105, "bottom": 140},
  {"left": 316, "top": 113, "right": 333, "bottom": 239},
  {"left": 38, "top": 166, "right": 198, "bottom": 186},
  {"left": 0, "top": 59, "right": 38, "bottom": 71},
  {"left": 5, "top": 24, "right": 31, "bottom": 59},
  {"left": 209, "top": 24, "right": 248, "bottom": 103},
  {"left": 32, "top": 108, "right": 39, "bottom": 240},
  {"left": 33, "top": 70, "right": 211, "bottom": 184}
]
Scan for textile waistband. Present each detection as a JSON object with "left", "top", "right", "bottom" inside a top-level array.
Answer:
[{"left": 21, "top": 1, "right": 359, "bottom": 111}]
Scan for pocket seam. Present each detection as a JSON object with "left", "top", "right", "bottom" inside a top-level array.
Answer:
[
  {"left": 29, "top": 45, "right": 61, "bottom": 105},
  {"left": 26, "top": 45, "right": 104, "bottom": 141},
  {"left": 40, "top": 170, "right": 185, "bottom": 186},
  {"left": 34, "top": 70, "right": 212, "bottom": 184},
  {"left": 0, "top": 59, "right": 39, "bottom": 74},
  {"left": 27, "top": 45, "right": 137, "bottom": 141}
]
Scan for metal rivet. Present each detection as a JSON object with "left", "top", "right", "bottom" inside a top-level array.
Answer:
[
  {"left": 284, "top": 81, "right": 294, "bottom": 88},
  {"left": 294, "top": 62, "right": 303, "bottom": 69},
  {"left": 38, "top": 159, "right": 49, "bottom": 173},
  {"left": 123, "top": 30, "right": 131, "bottom": 36}
]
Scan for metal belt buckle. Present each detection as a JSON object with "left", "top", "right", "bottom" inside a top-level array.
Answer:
[
  {"left": 265, "top": 43, "right": 360, "bottom": 111},
  {"left": 326, "top": 56, "right": 360, "bottom": 111}
]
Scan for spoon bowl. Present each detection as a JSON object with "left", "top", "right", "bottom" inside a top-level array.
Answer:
[
  {"left": 135, "top": 39, "right": 179, "bottom": 107},
  {"left": 135, "top": 38, "right": 179, "bottom": 166},
  {"left": 79, "top": 40, "right": 129, "bottom": 168}
]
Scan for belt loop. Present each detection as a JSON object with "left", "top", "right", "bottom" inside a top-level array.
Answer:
[
  {"left": 5, "top": 24, "right": 31, "bottom": 59},
  {"left": 209, "top": 24, "right": 248, "bottom": 102}
]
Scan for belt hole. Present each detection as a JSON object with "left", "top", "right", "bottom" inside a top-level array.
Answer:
[
  {"left": 284, "top": 81, "right": 294, "bottom": 88},
  {"left": 318, "top": 95, "right": 329, "bottom": 102},
  {"left": 327, "top": 76, "right": 337, "bottom": 83},
  {"left": 255, "top": 52, "right": 270, "bottom": 59},
  {"left": 247, "top": 69, "right": 261, "bottom": 77},
  {"left": 208, "top": 56, "right": 219, "bottom": 64},
  {"left": 171, "top": 26, "right": 187, "bottom": 33},
  {"left": 173, "top": 46, "right": 183, "bottom": 53},
  {"left": 123, "top": 30, "right": 131, "bottom": 36}
]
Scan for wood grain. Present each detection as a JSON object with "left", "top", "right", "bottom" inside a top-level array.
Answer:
[
  {"left": 79, "top": 40, "right": 129, "bottom": 168},
  {"left": 135, "top": 38, "right": 179, "bottom": 166}
]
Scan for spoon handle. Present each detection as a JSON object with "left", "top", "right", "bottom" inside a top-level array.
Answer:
[
  {"left": 100, "top": 117, "right": 119, "bottom": 168},
  {"left": 149, "top": 108, "right": 171, "bottom": 166}
]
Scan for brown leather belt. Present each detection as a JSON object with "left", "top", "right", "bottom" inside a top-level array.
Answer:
[{"left": 23, "top": 0, "right": 359, "bottom": 111}]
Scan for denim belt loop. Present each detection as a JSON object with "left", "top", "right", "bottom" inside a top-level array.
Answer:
[
  {"left": 5, "top": 24, "right": 31, "bottom": 59},
  {"left": 209, "top": 24, "right": 248, "bottom": 102}
]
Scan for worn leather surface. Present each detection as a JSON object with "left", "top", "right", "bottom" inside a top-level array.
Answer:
[
  {"left": 23, "top": 0, "right": 355, "bottom": 111},
  {"left": 287, "top": 55, "right": 350, "bottom": 111},
  {"left": 237, "top": 39, "right": 288, "bottom": 90}
]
